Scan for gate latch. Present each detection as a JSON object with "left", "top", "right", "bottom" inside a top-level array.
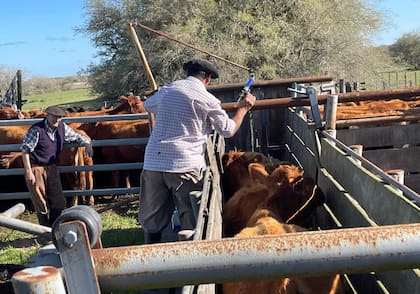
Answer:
[{"left": 288, "top": 83, "right": 324, "bottom": 130}]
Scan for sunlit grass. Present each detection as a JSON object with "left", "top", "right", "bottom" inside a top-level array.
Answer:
[
  {"left": 22, "top": 88, "right": 99, "bottom": 111},
  {"left": 0, "top": 246, "right": 39, "bottom": 264}
]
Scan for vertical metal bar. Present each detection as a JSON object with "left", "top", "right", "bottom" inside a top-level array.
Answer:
[
  {"left": 55, "top": 221, "right": 101, "bottom": 294},
  {"left": 17, "top": 70, "right": 22, "bottom": 110},
  {"left": 325, "top": 95, "right": 338, "bottom": 138}
]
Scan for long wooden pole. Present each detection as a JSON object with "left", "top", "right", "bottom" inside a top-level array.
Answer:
[
  {"left": 128, "top": 22, "right": 158, "bottom": 91},
  {"left": 128, "top": 22, "right": 156, "bottom": 129}
]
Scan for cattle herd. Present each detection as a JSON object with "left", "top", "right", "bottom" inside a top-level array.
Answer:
[
  {"left": 0, "top": 95, "right": 148, "bottom": 208},
  {"left": 220, "top": 150, "right": 345, "bottom": 293},
  {"left": 2, "top": 96, "right": 418, "bottom": 293}
]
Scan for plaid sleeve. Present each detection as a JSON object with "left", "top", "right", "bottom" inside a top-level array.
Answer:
[
  {"left": 21, "top": 128, "right": 39, "bottom": 153},
  {"left": 64, "top": 124, "right": 90, "bottom": 145}
]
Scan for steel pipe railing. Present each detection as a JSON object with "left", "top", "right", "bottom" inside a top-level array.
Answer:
[
  {"left": 221, "top": 87, "right": 420, "bottom": 112},
  {"left": 92, "top": 223, "right": 420, "bottom": 291}
]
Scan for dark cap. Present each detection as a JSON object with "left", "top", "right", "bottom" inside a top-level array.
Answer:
[
  {"left": 183, "top": 59, "right": 219, "bottom": 78},
  {"left": 45, "top": 106, "right": 65, "bottom": 117}
]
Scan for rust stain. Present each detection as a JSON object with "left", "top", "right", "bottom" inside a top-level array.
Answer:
[{"left": 12, "top": 266, "right": 60, "bottom": 283}]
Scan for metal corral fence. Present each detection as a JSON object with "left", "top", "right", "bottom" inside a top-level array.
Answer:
[
  {"left": 379, "top": 70, "right": 420, "bottom": 89},
  {"left": 280, "top": 106, "right": 420, "bottom": 293},
  {"left": 6, "top": 117, "right": 420, "bottom": 294},
  {"left": 0, "top": 113, "right": 149, "bottom": 201},
  {"left": 2, "top": 78, "right": 420, "bottom": 293}
]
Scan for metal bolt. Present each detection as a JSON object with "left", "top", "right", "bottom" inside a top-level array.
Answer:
[{"left": 63, "top": 230, "right": 78, "bottom": 248}]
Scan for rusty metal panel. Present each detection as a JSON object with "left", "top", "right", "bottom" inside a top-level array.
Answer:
[{"left": 92, "top": 224, "right": 420, "bottom": 291}]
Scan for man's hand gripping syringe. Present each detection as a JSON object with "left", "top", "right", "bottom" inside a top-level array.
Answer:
[{"left": 235, "top": 74, "right": 255, "bottom": 111}]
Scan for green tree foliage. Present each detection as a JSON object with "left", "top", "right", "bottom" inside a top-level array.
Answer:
[
  {"left": 389, "top": 32, "right": 420, "bottom": 70},
  {"left": 79, "top": 0, "right": 392, "bottom": 98}
]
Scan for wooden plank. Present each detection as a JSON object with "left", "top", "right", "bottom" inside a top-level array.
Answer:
[
  {"left": 319, "top": 138, "right": 419, "bottom": 225},
  {"left": 363, "top": 146, "right": 420, "bottom": 173},
  {"left": 337, "top": 123, "right": 420, "bottom": 148}
]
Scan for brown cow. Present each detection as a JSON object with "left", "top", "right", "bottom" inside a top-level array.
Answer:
[
  {"left": 78, "top": 119, "right": 150, "bottom": 191},
  {"left": 65, "top": 95, "right": 146, "bottom": 118},
  {"left": 57, "top": 128, "right": 94, "bottom": 206},
  {"left": 223, "top": 162, "right": 324, "bottom": 237},
  {"left": 223, "top": 216, "right": 344, "bottom": 294},
  {"left": 324, "top": 99, "right": 412, "bottom": 120},
  {"left": 0, "top": 125, "right": 94, "bottom": 207},
  {"left": 221, "top": 150, "right": 284, "bottom": 201}
]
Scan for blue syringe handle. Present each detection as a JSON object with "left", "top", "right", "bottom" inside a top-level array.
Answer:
[
  {"left": 237, "top": 76, "right": 255, "bottom": 102},
  {"left": 244, "top": 76, "right": 254, "bottom": 90}
]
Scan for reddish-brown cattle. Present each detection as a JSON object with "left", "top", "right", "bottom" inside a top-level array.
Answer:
[
  {"left": 65, "top": 95, "right": 146, "bottom": 118},
  {"left": 0, "top": 125, "right": 94, "bottom": 207},
  {"left": 221, "top": 150, "right": 283, "bottom": 201},
  {"left": 57, "top": 128, "right": 94, "bottom": 206},
  {"left": 321, "top": 99, "right": 415, "bottom": 120},
  {"left": 78, "top": 119, "right": 149, "bottom": 190},
  {"left": 223, "top": 162, "right": 324, "bottom": 237},
  {"left": 223, "top": 216, "right": 344, "bottom": 294}
]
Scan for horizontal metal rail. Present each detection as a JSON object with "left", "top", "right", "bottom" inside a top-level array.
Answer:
[
  {"left": 0, "top": 187, "right": 140, "bottom": 200},
  {"left": 221, "top": 87, "right": 420, "bottom": 112},
  {"left": 0, "top": 162, "right": 143, "bottom": 176},
  {"left": 0, "top": 210, "right": 51, "bottom": 238},
  {"left": 92, "top": 223, "right": 420, "bottom": 291},
  {"left": 321, "top": 130, "right": 420, "bottom": 204},
  {"left": 0, "top": 137, "right": 148, "bottom": 152},
  {"left": 0, "top": 113, "right": 148, "bottom": 126}
]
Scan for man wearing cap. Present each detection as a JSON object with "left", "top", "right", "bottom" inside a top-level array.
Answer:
[
  {"left": 21, "top": 105, "right": 93, "bottom": 227},
  {"left": 138, "top": 58, "right": 256, "bottom": 247}
]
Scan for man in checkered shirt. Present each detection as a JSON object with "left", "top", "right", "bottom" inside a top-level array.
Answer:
[
  {"left": 21, "top": 105, "right": 93, "bottom": 227},
  {"left": 139, "top": 58, "right": 256, "bottom": 245}
]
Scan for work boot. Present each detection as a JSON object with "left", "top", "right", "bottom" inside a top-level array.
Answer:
[{"left": 37, "top": 212, "right": 50, "bottom": 227}]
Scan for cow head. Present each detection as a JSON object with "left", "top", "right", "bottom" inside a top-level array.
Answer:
[
  {"left": 221, "top": 150, "right": 284, "bottom": 201},
  {"left": 108, "top": 95, "right": 146, "bottom": 114}
]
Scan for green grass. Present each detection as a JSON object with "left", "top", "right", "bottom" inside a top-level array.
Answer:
[
  {"left": 22, "top": 88, "right": 100, "bottom": 111},
  {"left": 376, "top": 69, "right": 420, "bottom": 89},
  {"left": 0, "top": 246, "right": 38, "bottom": 264},
  {"left": 0, "top": 199, "right": 143, "bottom": 265}
]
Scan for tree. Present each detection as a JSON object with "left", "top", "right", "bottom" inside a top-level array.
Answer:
[
  {"left": 0, "top": 65, "right": 16, "bottom": 96},
  {"left": 79, "top": 0, "right": 391, "bottom": 98},
  {"left": 389, "top": 32, "right": 420, "bottom": 70}
]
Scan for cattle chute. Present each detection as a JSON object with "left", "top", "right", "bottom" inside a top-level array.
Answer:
[{"left": 1, "top": 78, "right": 420, "bottom": 293}]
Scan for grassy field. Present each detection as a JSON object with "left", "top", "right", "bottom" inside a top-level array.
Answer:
[
  {"left": 22, "top": 88, "right": 103, "bottom": 111},
  {"left": 0, "top": 196, "right": 144, "bottom": 265}
]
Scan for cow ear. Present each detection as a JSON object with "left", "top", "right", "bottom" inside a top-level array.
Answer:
[
  {"left": 248, "top": 163, "right": 269, "bottom": 183},
  {"left": 221, "top": 153, "right": 229, "bottom": 167}
]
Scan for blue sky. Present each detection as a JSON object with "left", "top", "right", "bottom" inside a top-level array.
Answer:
[{"left": 0, "top": 0, "right": 419, "bottom": 78}]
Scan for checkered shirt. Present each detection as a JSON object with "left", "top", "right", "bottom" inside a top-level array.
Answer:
[
  {"left": 143, "top": 76, "right": 236, "bottom": 172},
  {"left": 21, "top": 120, "right": 90, "bottom": 153}
]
